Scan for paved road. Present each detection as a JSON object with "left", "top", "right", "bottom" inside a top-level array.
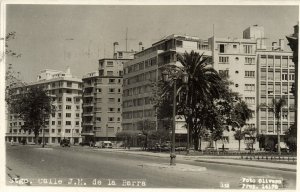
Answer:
[{"left": 6, "top": 145, "right": 296, "bottom": 189}]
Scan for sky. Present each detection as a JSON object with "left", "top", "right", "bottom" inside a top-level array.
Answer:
[{"left": 5, "top": 4, "right": 299, "bottom": 83}]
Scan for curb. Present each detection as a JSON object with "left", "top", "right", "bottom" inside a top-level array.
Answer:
[
  {"left": 194, "top": 160, "right": 297, "bottom": 172},
  {"left": 103, "top": 150, "right": 297, "bottom": 172}
]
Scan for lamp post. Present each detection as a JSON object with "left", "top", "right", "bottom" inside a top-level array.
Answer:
[{"left": 162, "top": 69, "right": 188, "bottom": 166}]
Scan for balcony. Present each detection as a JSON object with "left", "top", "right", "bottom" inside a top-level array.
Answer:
[
  {"left": 83, "top": 122, "right": 94, "bottom": 126},
  {"left": 83, "top": 93, "right": 94, "bottom": 97},
  {"left": 83, "top": 113, "right": 94, "bottom": 117},
  {"left": 83, "top": 103, "right": 94, "bottom": 107}
]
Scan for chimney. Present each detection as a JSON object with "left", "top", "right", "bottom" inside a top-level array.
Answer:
[
  {"left": 272, "top": 42, "right": 278, "bottom": 50},
  {"left": 279, "top": 39, "right": 285, "bottom": 51}
]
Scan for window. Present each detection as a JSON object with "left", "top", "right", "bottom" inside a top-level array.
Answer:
[
  {"left": 245, "top": 71, "right": 255, "bottom": 78},
  {"left": 109, "top": 88, "right": 115, "bottom": 93},
  {"left": 107, "top": 71, "right": 113, "bottom": 76},
  {"left": 219, "top": 44, "right": 225, "bottom": 53},
  {"left": 275, "top": 56, "right": 281, "bottom": 67},
  {"left": 233, "top": 45, "right": 237, "bottom": 49},
  {"left": 66, "top": 90, "right": 72, "bottom": 94},
  {"left": 66, "top": 105, "right": 71, "bottom": 110},
  {"left": 275, "top": 84, "right": 281, "bottom": 94},
  {"left": 109, "top": 108, "right": 114, "bottom": 112},
  {"left": 58, "top": 113, "right": 62, "bottom": 118},
  {"left": 282, "top": 57, "right": 288, "bottom": 68},
  {"left": 268, "top": 71, "right": 273, "bottom": 80},
  {"left": 117, "top": 117, "right": 120, "bottom": 121},
  {"left": 275, "top": 72, "right": 281, "bottom": 81},
  {"left": 75, "top": 121, "right": 80, "bottom": 126},
  {"left": 76, "top": 113, "right": 80, "bottom": 118},
  {"left": 52, "top": 129, "right": 55, "bottom": 133},
  {"left": 76, "top": 105, "right": 80, "bottom": 110},
  {"left": 235, "top": 71, "right": 239, "bottom": 74},
  {"left": 96, "top": 117, "right": 101, "bottom": 121},
  {"left": 235, "top": 84, "right": 239, "bottom": 87},
  {"left": 260, "top": 55, "right": 267, "bottom": 66},
  {"left": 66, "top": 113, "right": 71, "bottom": 118},
  {"left": 52, "top": 121, "right": 55, "bottom": 125},
  {"left": 260, "top": 109, "right": 266, "bottom": 120},
  {"left": 219, "top": 56, "right": 229, "bottom": 63},
  {"left": 66, "top": 121, "right": 71, "bottom": 125},
  {"left": 245, "top": 84, "right": 255, "bottom": 91},
  {"left": 58, "top": 121, "right": 61, "bottom": 126},
  {"left": 96, "top": 88, "right": 102, "bottom": 93},
  {"left": 289, "top": 74, "right": 295, "bottom": 81},
  {"left": 219, "top": 70, "right": 229, "bottom": 77},
  {"left": 66, "top": 97, "right": 72, "bottom": 102},
  {"left": 243, "top": 45, "right": 253, "bottom": 54},
  {"left": 108, "top": 117, "right": 114, "bottom": 122},
  {"left": 67, "top": 82, "right": 72, "bottom": 87},
  {"left": 58, "top": 105, "right": 62, "bottom": 110},
  {"left": 65, "top": 129, "right": 71, "bottom": 133},
  {"left": 245, "top": 57, "right": 255, "bottom": 65},
  {"left": 245, "top": 97, "right": 255, "bottom": 105},
  {"left": 268, "top": 84, "right": 274, "bottom": 94},
  {"left": 282, "top": 73, "right": 288, "bottom": 81},
  {"left": 109, "top": 79, "right": 115, "bottom": 83},
  {"left": 261, "top": 70, "right": 266, "bottom": 80},
  {"left": 107, "top": 61, "right": 113, "bottom": 66}
]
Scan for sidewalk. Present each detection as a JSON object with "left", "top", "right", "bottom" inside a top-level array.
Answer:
[{"left": 98, "top": 148, "right": 297, "bottom": 172}]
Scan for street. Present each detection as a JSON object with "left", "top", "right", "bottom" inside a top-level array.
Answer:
[{"left": 6, "top": 145, "right": 296, "bottom": 189}]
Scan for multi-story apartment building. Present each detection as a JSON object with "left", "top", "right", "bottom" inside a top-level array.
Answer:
[
  {"left": 208, "top": 30, "right": 259, "bottom": 149},
  {"left": 122, "top": 34, "right": 211, "bottom": 139},
  {"left": 81, "top": 51, "right": 134, "bottom": 142},
  {"left": 256, "top": 47, "right": 294, "bottom": 149},
  {"left": 6, "top": 68, "right": 83, "bottom": 145}
]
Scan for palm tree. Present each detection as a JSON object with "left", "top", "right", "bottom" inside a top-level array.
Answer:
[
  {"left": 271, "top": 98, "right": 286, "bottom": 155},
  {"left": 231, "top": 100, "right": 253, "bottom": 152},
  {"left": 172, "top": 51, "right": 222, "bottom": 150}
]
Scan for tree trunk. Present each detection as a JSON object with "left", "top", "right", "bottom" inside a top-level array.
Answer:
[
  {"left": 193, "top": 134, "right": 199, "bottom": 151},
  {"left": 277, "top": 120, "right": 281, "bottom": 155},
  {"left": 199, "top": 137, "right": 202, "bottom": 151},
  {"left": 238, "top": 140, "right": 241, "bottom": 152}
]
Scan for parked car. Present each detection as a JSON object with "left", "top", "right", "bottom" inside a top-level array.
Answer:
[
  {"left": 60, "top": 139, "right": 70, "bottom": 147},
  {"left": 79, "top": 141, "right": 95, "bottom": 147},
  {"left": 102, "top": 141, "right": 113, "bottom": 148}
]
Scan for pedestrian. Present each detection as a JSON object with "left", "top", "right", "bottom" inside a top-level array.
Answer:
[{"left": 10, "top": 139, "right": 14, "bottom": 146}]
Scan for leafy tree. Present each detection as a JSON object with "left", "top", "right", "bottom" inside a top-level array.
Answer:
[
  {"left": 230, "top": 100, "right": 253, "bottom": 152},
  {"left": 7, "top": 86, "right": 54, "bottom": 146},
  {"left": 284, "top": 124, "right": 297, "bottom": 152},
  {"left": 116, "top": 130, "right": 140, "bottom": 148}
]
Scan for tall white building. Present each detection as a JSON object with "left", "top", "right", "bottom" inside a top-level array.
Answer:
[{"left": 6, "top": 68, "right": 83, "bottom": 145}]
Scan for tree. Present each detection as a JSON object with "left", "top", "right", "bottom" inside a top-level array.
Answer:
[
  {"left": 284, "top": 124, "right": 297, "bottom": 152},
  {"left": 231, "top": 100, "right": 253, "bottom": 152},
  {"left": 7, "top": 86, "right": 54, "bottom": 146},
  {"left": 243, "top": 127, "right": 257, "bottom": 153},
  {"left": 234, "top": 130, "right": 244, "bottom": 152},
  {"left": 270, "top": 98, "right": 286, "bottom": 155},
  {"left": 159, "top": 51, "right": 225, "bottom": 151}
]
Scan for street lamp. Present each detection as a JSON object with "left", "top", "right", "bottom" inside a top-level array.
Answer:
[{"left": 162, "top": 69, "right": 188, "bottom": 166}]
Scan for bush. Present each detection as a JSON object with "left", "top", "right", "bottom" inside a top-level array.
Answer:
[{"left": 284, "top": 124, "right": 297, "bottom": 152}]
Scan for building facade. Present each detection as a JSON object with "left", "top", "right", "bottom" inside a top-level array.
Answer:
[
  {"left": 122, "top": 34, "right": 211, "bottom": 138},
  {"left": 256, "top": 49, "right": 294, "bottom": 149},
  {"left": 6, "top": 68, "right": 83, "bottom": 145},
  {"left": 81, "top": 51, "right": 134, "bottom": 142}
]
